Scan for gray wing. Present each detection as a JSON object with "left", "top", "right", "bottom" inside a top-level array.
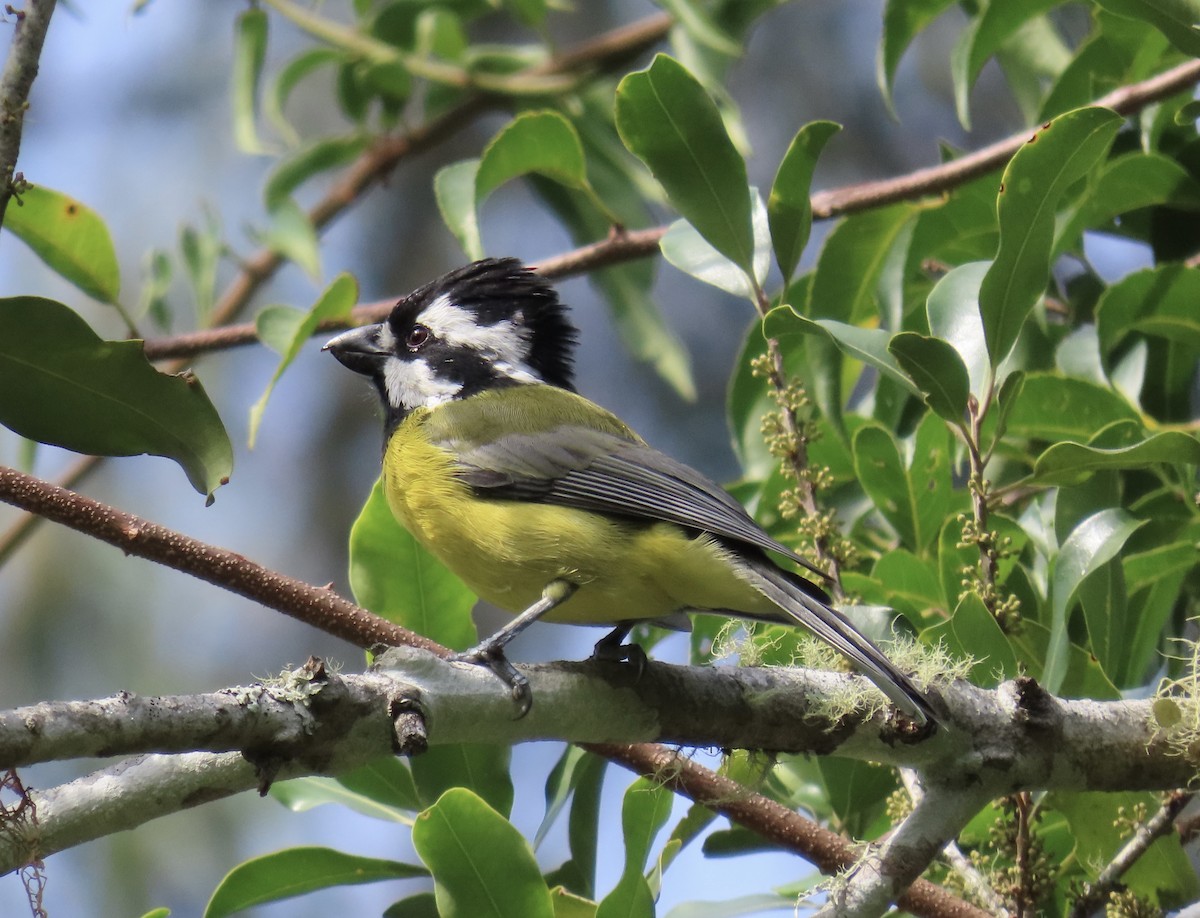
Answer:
[{"left": 440, "top": 425, "right": 830, "bottom": 583}]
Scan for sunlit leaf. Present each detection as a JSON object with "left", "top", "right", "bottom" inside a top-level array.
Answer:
[
  {"left": 660, "top": 189, "right": 770, "bottom": 297},
  {"left": 5, "top": 185, "right": 120, "bottom": 303},
  {"left": 1032, "top": 431, "right": 1200, "bottom": 485}
]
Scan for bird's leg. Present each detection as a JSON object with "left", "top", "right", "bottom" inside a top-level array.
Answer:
[
  {"left": 450, "top": 579, "right": 577, "bottom": 718},
  {"left": 591, "top": 622, "right": 648, "bottom": 675}
]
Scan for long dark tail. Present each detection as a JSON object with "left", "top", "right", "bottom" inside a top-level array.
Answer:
[{"left": 739, "top": 555, "right": 937, "bottom": 725}]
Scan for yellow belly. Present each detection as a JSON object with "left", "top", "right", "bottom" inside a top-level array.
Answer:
[{"left": 382, "top": 413, "right": 771, "bottom": 625}]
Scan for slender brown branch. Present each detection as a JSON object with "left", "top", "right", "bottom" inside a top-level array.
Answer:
[
  {"left": 0, "top": 463, "right": 981, "bottom": 917},
  {"left": 0, "top": 464, "right": 442, "bottom": 655},
  {"left": 140, "top": 57, "right": 1200, "bottom": 364},
  {"left": 0, "top": 0, "right": 58, "bottom": 228},
  {"left": 1069, "top": 790, "right": 1194, "bottom": 918},
  {"left": 588, "top": 743, "right": 990, "bottom": 918}
]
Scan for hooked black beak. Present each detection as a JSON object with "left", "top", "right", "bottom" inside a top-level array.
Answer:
[{"left": 323, "top": 324, "right": 389, "bottom": 376}]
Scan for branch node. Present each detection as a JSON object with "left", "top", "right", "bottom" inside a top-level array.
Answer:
[{"left": 388, "top": 694, "right": 428, "bottom": 756}]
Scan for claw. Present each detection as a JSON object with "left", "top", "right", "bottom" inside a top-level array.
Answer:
[{"left": 450, "top": 647, "right": 533, "bottom": 719}]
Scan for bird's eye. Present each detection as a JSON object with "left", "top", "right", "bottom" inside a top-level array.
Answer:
[{"left": 406, "top": 325, "right": 430, "bottom": 350}]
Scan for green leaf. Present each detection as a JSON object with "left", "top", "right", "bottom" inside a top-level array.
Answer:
[
  {"left": 657, "top": 0, "right": 741, "bottom": 55},
  {"left": 536, "top": 746, "right": 589, "bottom": 848},
  {"left": 951, "top": 0, "right": 1063, "bottom": 129},
  {"left": 877, "top": 0, "right": 955, "bottom": 109},
  {"left": 809, "top": 204, "right": 915, "bottom": 322},
  {"left": 270, "top": 772, "right": 416, "bottom": 824},
  {"left": 413, "top": 788, "right": 554, "bottom": 918},
  {"left": 597, "top": 777, "right": 674, "bottom": 918},
  {"left": 853, "top": 426, "right": 921, "bottom": 551},
  {"left": 262, "top": 198, "right": 321, "bottom": 280},
  {"left": 870, "top": 550, "right": 943, "bottom": 618},
  {"left": 411, "top": 744, "right": 514, "bottom": 819},
  {"left": 0, "top": 296, "right": 232, "bottom": 496},
  {"left": 477, "top": 111, "right": 589, "bottom": 200},
  {"left": 768, "top": 121, "right": 841, "bottom": 281},
  {"left": 888, "top": 332, "right": 970, "bottom": 422},
  {"left": 763, "top": 307, "right": 921, "bottom": 399},
  {"left": 348, "top": 479, "right": 477, "bottom": 649},
  {"left": 384, "top": 892, "right": 441, "bottom": 918},
  {"left": 949, "top": 592, "right": 1018, "bottom": 684},
  {"left": 979, "top": 107, "right": 1122, "bottom": 364},
  {"left": 249, "top": 273, "right": 357, "bottom": 447},
  {"left": 1078, "top": 557, "right": 1130, "bottom": 683},
  {"left": 1032, "top": 431, "right": 1200, "bottom": 485},
  {"left": 5, "top": 185, "right": 121, "bottom": 303},
  {"left": 435, "top": 159, "right": 484, "bottom": 260},
  {"left": 204, "top": 846, "right": 426, "bottom": 918},
  {"left": 660, "top": 189, "right": 769, "bottom": 297},
  {"left": 816, "top": 757, "right": 896, "bottom": 838},
  {"left": 1093, "top": 0, "right": 1200, "bottom": 56},
  {"left": 337, "top": 754, "right": 421, "bottom": 811},
  {"left": 264, "top": 135, "right": 369, "bottom": 210},
  {"left": 566, "top": 753, "right": 607, "bottom": 900},
  {"left": 232, "top": 9, "right": 271, "bottom": 155},
  {"left": 925, "top": 261, "right": 992, "bottom": 397},
  {"left": 1095, "top": 265, "right": 1200, "bottom": 359},
  {"left": 616, "top": 54, "right": 754, "bottom": 274},
  {"left": 1004, "top": 374, "right": 1140, "bottom": 444},
  {"left": 180, "top": 209, "right": 222, "bottom": 324},
  {"left": 1044, "top": 508, "right": 1144, "bottom": 694}
]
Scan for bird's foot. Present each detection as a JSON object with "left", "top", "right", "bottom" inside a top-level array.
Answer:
[
  {"left": 590, "top": 631, "right": 648, "bottom": 679},
  {"left": 448, "top": 646, "right": 532, "bottom": 719}
]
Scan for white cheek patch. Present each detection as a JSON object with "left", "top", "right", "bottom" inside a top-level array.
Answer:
[
  {"left": 384, "top": 356, "right": 462, "bottom": 410},
  {"left": 417, "top": 295, "right": 539, "bottom": 381},
  {"left": 376, "top": 323, "right": 396, "bottom": 350}
]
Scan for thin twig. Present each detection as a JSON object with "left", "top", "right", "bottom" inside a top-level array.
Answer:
[
  {"left": 588, "top": 743, "right": 991, "bottom": 918},
  {"left": 1069, "top": 790, "right": 1194, "bottom": 918},
  {"left": 0, "top": 0, "right": 58, "bottom": 228}
]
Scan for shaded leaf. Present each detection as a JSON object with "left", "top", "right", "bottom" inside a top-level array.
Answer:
[
  {"left": 204, "top": 847, "right": 426, "bottom": 918},
  {"left": 660, "top": 189, "right": 769, "bottom": 297},
  {"left": 0, "top": 296, "right": 231, "bottom": 496},
  {"left": 410, "top": 744, "right": 514, "bottom": 822},
  {"left": 768, "top": 121, "right": 841, "bottom": 280},
  {"left": 888, "top": 332, "right": 970, "bottom": 422},
  {"left": 1004, "top": 374, "right": 1140, "bottom": 444},
  {"left": 232, "top": 9, "right": 271, "bottom": 154},
  {"left": 1032, "top": 431, "right": 1200, "bottom": 485},
  {"left": 809, "top": 204, "right": 914, "bottom": 323},
  {"left": 476, "top": 111, "right": 588, "bottom": 200},
  {"left": 1093, "top": 0, "right": 1200, "bottom": 56},
  {"left": 270, "top": 773, "right": 415, "bottom": 824},
  {"left": 1095, "top": 264, "right": 1200, "bottom": 359},
  {"left": 264, "top": 136, "right": 369, "bottom": 210},
  {"left": 878, "top": 0, "right": 955, "bottom": 109}
]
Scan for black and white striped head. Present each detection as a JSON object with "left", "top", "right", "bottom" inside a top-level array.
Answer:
[{"left": 324, "top": 259, "right": 576, "bottom": 428}]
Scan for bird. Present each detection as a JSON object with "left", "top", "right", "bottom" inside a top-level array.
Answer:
[{"left": 324, "top": 257, "right": 935, "bottom": 724}]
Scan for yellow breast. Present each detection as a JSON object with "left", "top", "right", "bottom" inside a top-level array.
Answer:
[{"left": 382, "top": 404, "right": 771, "bottom": 626}]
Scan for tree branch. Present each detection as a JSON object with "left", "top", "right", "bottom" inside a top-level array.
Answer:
[
  {"left": 138, "top": 56, "right": 1200, "bottom": 364},
  {"left": 0, "top": 0, "right": 58, "bottom": 228}
]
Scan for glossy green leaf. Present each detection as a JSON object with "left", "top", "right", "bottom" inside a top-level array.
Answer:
[
  {"left": 1044, "top": 508, "right": 1144, "bottom": 693},
  {"left": 616, "top": 54, "right": 754, "bottom": 274},
  {"left": 5, "top": 185, "right": 120, "bottom": 303},
  {"left": 262, "top": 198, "right": 321, "bottom": 279},
  {"left": 384, "top": 892, "right": 440, "bottom": 918},
  {"left": 0, "top": 296, "right": 231, "bottom": 496},
  {"left": 1095, "top": 265, "right": 1200, "bottom": 359},
  {"left": 877, "top": 0, "right": 955, "bottom": 108},
  {"left": 888, "top": 332, "right": 970, "bottom": 422},
  {"left": 809, "top": 204, "right": 914, "bottom": 322},
  {"left": 477, "top": 111, "right": 588, "bottom": 200},
  {"left": 768, "top": 121, "right": 841, "bottom": 280},
  {"left": 1032, "top": 431, "right": 1200, "bottom": 485},
  {"left": 348, "top": 479, "right": 477, "bottom": 649},
  {"left": 435, "top": 159, "right": 484, "bottom": 260},
  {"left": 763, "top": 306, "right": 921, "bottom": 399},
  {"left": 264, "top": 136, "right": 369, "bottom": 210},
  {"left": 250, "top": 273, "right": 357, "bottom": 447},
  {"left": 950, "top": 0, "right": 1063, "bottom": 129},
  {"left": 270, "top": 772, "right": 415, "bottom": 824},
  {"left": 1004, "top": 374, "right": 1140, "bottom": 443},
  {"left": 1093, "top": 0, "right": 1200, "bottom": 56},
  {"left": 925, "top": 261, "right": 991, "bottom": 397},
  {"left": 232, "top": 9, "right": 270, "bottom": 154},
  {"left": 204, "top": 846, "right": 426, "bottom": 918},
  {"left": 660, "top": 190, "right": 769, "bottom": 298},
  {"left": 979, "top": 107, "right": 1122, "bottom": 364},
  {"left": 413, "top": 788, "right": 554, "bottom": 918}
]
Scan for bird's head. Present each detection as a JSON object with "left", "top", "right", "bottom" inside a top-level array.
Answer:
[{"left": 324, "top": 258, "right": 577, "bottom": 427}]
